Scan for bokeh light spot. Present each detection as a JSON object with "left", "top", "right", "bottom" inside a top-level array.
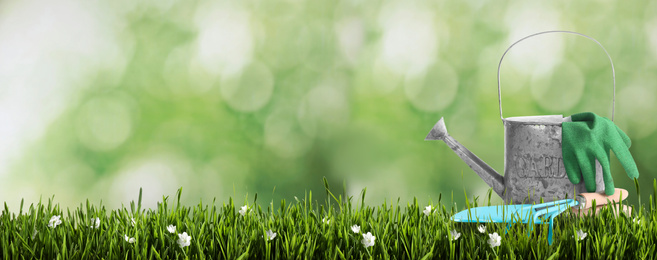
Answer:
[
  {"left": 371, "top": 58, "right": 403, "bottom": 93},
  {"left": 76, "top": 95, "right": 134, "bottom": 151},
  {"left": 530, "top": 61, "right": 584, "bottom": 112},
  {"left": 219, "top": 61, "right": 274, "bottom": 112},
  {"left": 378, "top": 2, "right": 438, "bottom": 75},
  {"left": 335, "top": 17, "right": 364, "bottom": 65},
  {"left": 194, "top": 2, "right": 253, "bottom": 76},
  {"left": 163, "top": 45, "right": 215, "bottom": 96},
  {"left": 265, "top": 109, "right": 313, "bottom": 158},
  {"left": 297, "top": 77, "right": 349, "bottom": 138},
  {"left": 259, "top": 23, "right": 311, "bottom": 70},
  {"left": 504, "top": 2, "right": 564, "bottom": 76},
  {"left": 618, "top": 83, "right": 657, "bottom": 138},
  {"left": 645, "top": 18, "right": 657, "bottom": 59},
  {"left": 447, "top": 98, "right": 478, "bottom": 139},
  {"left": 110, "top": 157, "right": 179, "bottom": 209},
  {"left": 0, "top": 0, "right": 130, "bottom": 179},
  {"left": 404, "top": 61, "right": 458, "bottom": 112}
]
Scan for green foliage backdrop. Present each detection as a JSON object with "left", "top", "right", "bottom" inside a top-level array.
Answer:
[{"left": 1, "top": 0, "right": 656, "bottom": 210}]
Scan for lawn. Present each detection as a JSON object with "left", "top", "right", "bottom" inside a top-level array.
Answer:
[{"left": 1, "top": 178, "right": 656, "bottom": 259}]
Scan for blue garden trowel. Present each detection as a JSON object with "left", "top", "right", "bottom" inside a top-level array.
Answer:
[{"left": 451, "top": 199, "right": 579, "bottom": 245}]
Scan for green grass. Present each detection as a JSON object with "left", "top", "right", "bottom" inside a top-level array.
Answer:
[{"left": 2, "top": 178, "right": 657, "bottom": 259}]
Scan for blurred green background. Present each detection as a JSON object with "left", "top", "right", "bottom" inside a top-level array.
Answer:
[{"left": 1, "top": 0, "right": 656, "bottom": 210}]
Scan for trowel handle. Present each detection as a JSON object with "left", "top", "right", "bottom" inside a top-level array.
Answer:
[{"left": 497, "top": 30, "right": 616, "bottom": 121}]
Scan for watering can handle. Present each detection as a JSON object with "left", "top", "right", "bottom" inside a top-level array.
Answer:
[{"left": 497, "top": 30, "right": 616, "bottom": 121}]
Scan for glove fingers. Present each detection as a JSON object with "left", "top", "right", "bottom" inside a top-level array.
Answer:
[
  {"left": 614, "top": 125, "right": 632, "bottom": 147},
  {"left": 561, "top": 123, "right": 583, "bottom": 185},
  {"left": 576, "top": 152, "right": 597, "bottom": 192},
  {"left": 594, "top": 149, "right": 615, "bottom": 195},
  {"left": 571, "top": 112, "right": 596, "bottom": 122},
  {"left": 610, "top": 140, "right": 640, "bottom": 180}
]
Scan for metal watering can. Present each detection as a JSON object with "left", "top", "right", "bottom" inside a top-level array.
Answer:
[{"left": 426, "top": 31, "right": 616, "bottom": 204}]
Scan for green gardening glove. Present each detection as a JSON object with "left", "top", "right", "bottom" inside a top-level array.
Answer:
[{"left": 562, "top": 112, "right": 639, "bottom": 195}]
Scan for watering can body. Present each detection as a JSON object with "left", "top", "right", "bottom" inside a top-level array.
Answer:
[
  {"left": 427, "top": 116, "right": 604, "bottom": 204},
  {"left": 501, "top": 116, "right": 603, "bottom": 203},
  {"left": 427, "top": 31, "right": 613, "bottom": 204}
]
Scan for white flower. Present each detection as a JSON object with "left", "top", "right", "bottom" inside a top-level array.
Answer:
[
  {"left": 239, "top": 205, "right": 249, "bottom": 217},
  {"left": 447, "top": 229, "right": 460, "bottom": 241},
  {"left": 634, "top": 217, "right": 641, "bottom": 225},
  {"left": 265, "top": 229, "right": 277, "bottom": 241},
  {"left": 31, "top": 229, "right": 38, "bottom": 240},
  {"left": 478, "top": 225, "right": 486, "bottom": 233},
  {"left": 351, "top": 225, "right": 361, "bottom": 233},
  {"left": 90, "top": 218, "right": 100, "bottom": 229},
  {"left": 177, "top": 232, "right": 192, "bottom": 248},
  {"left": 167, "top": 225, "right": 176, "bottom": 234},
  {"left": 322, "top": 217, "right": 330, "bottom": 225},
  {"left": 488, "top": 232, "right": 501, "bottom": 248},
  {"left": 423, "top": 206, "right": 433, "bottom": 216},
  {"left": 130, "top": 218, "right": 136, "bottom": 226},
  {"left": 573, "top": 229, "right": 587, "bottom": 241},
  {"left": 361, "top": 232, "right": 376, "bottom": 248},
  {"left": 48, "top": 215, "right": 62, "bottom": 228},
  {"left": 124, "top": 234, "right": 136, "bottom": 244}
]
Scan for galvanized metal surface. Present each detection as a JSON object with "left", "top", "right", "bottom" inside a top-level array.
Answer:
[
  {"left": 426, "top": 116, "right": 604, "bottom": 204},
  {"left": 502, "top": 118, "right": 604, "bottom": 204}
]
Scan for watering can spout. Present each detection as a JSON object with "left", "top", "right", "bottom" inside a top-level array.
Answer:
[{"left": 426, "top": 117, "right": 506, "bottom": 198}]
